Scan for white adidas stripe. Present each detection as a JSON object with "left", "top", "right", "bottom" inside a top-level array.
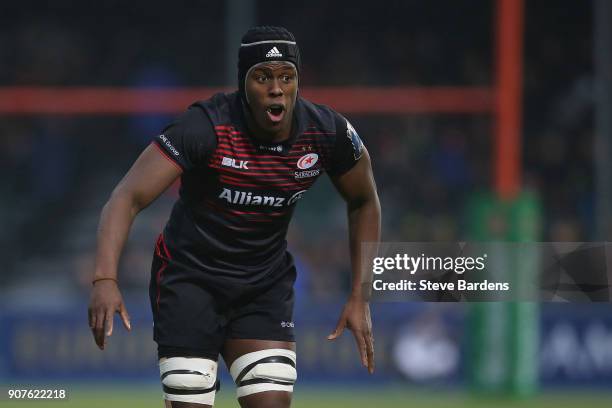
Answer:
[{"left": 240, "top": 40, "right": 296, "bottom": 47}]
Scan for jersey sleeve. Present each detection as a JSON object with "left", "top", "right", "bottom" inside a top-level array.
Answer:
[
  {"left": 326, "top": 114, "right": 365, "bottom": 177},
  {"left": 153, "top": 105, "right": 216, "bottom": 171}
]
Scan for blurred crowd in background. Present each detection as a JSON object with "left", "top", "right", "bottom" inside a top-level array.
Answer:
[{"left": 0, "top": 0, "right": 595, "bottom": 303}]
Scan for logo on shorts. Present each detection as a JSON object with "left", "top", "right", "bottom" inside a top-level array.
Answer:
[{"left": 281, "top": 321, "right": 295, "bottom": 328}]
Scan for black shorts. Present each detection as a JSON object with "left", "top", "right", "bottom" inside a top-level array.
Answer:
[{"left": 149, "top": 238, "right": 296, "bottom": 361}]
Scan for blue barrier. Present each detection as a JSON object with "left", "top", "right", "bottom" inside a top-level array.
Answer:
[{"left": 1, "top": 301, "right": 612, "bottom": 388}]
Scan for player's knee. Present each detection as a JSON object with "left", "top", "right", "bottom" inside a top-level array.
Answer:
[
  {"left": 230, "top": 349, "right": 297, "bottom": 398},
  {"left": 160, "top": 357, "right": 219, "bottom": 406}
]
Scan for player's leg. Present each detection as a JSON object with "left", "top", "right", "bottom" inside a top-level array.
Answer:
[
  {"left": 159, "top": 354, "right": 220, "bottom": 408},
  {"left": 218, "top": 252, "right": 298, "bottom": 407},
  {"left": 223, "top": 259, "right": 298, "bottom": 407},
  {"left": 150, "top": 240, "right": 225, "bottom": 407},
  {"left": 223, "top": 339, "right": 296, "bottom": 408}
]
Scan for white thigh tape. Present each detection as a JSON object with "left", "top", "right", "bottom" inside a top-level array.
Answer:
[
  {"left": 236, "top": 383, "right": 294, "bottom": 398},
  {"left": 230, "top": 349, "right": 297, "bottom": 397},
  {"left": 159, "top": 357, "right": 218, "bottom": 405}
]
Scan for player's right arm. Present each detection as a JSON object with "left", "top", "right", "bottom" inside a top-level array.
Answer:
[{"left": 88, "top": 143, "right": 182, "bottom": 350}]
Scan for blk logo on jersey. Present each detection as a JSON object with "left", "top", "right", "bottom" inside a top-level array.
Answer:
[{"left": 222, "top": 157, "right": 249, "bottom": 169}]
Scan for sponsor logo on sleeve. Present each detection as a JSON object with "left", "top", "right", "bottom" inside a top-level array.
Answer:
[
  {"left": 158, "top": 134, "right": 180, "bottom": 156},
  {"left": 346, "top": 120, "right": 364, "bottom": 160}
]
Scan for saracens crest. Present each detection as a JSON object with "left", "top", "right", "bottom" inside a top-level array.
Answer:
[{"left": 295, "top": 153, "right": 320, "bottom": 180}]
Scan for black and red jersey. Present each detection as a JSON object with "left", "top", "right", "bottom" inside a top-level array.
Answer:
[{"left": 153, "top": 92, "right": 363, "bottom": 284}]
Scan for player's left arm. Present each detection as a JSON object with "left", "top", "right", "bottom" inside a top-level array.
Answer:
[{"left": 327, "top": 147, "right": 381, "bottom": 374}]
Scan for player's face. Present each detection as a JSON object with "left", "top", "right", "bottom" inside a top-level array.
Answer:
[{"left": 245, "top": 62, "right": 298, "bottom": 138}]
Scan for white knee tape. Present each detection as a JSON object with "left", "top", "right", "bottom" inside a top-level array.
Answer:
[
  {"left": 229, "top": 349, "right": 297, "bottom": 398},
  {"left": 159, "top": 357, "right": 218, "bottom": 405}
]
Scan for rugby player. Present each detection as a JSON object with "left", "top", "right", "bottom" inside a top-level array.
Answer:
[{"left": 88, "top": 26, "right": 381, "bottom": 408}]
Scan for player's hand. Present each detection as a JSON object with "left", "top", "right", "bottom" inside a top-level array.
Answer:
[
  {"left": 88, "top": 280, "right": 131, "bottom": 350},
  {"left": 327, "top": 297, "right": 374, "bottom": 374}
]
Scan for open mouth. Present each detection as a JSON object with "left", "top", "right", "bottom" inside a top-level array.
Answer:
[{"left": 266, "top": 104, "right": 285, "bottom": 123}]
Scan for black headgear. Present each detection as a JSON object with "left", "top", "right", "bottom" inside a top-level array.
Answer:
[{"left": 238, "top": 26, "right": 301, "bottom": 105}]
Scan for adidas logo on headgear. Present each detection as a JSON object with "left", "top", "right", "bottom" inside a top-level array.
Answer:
[{"left": 266, "top": 46, "right": 282, "bottom": 58}]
